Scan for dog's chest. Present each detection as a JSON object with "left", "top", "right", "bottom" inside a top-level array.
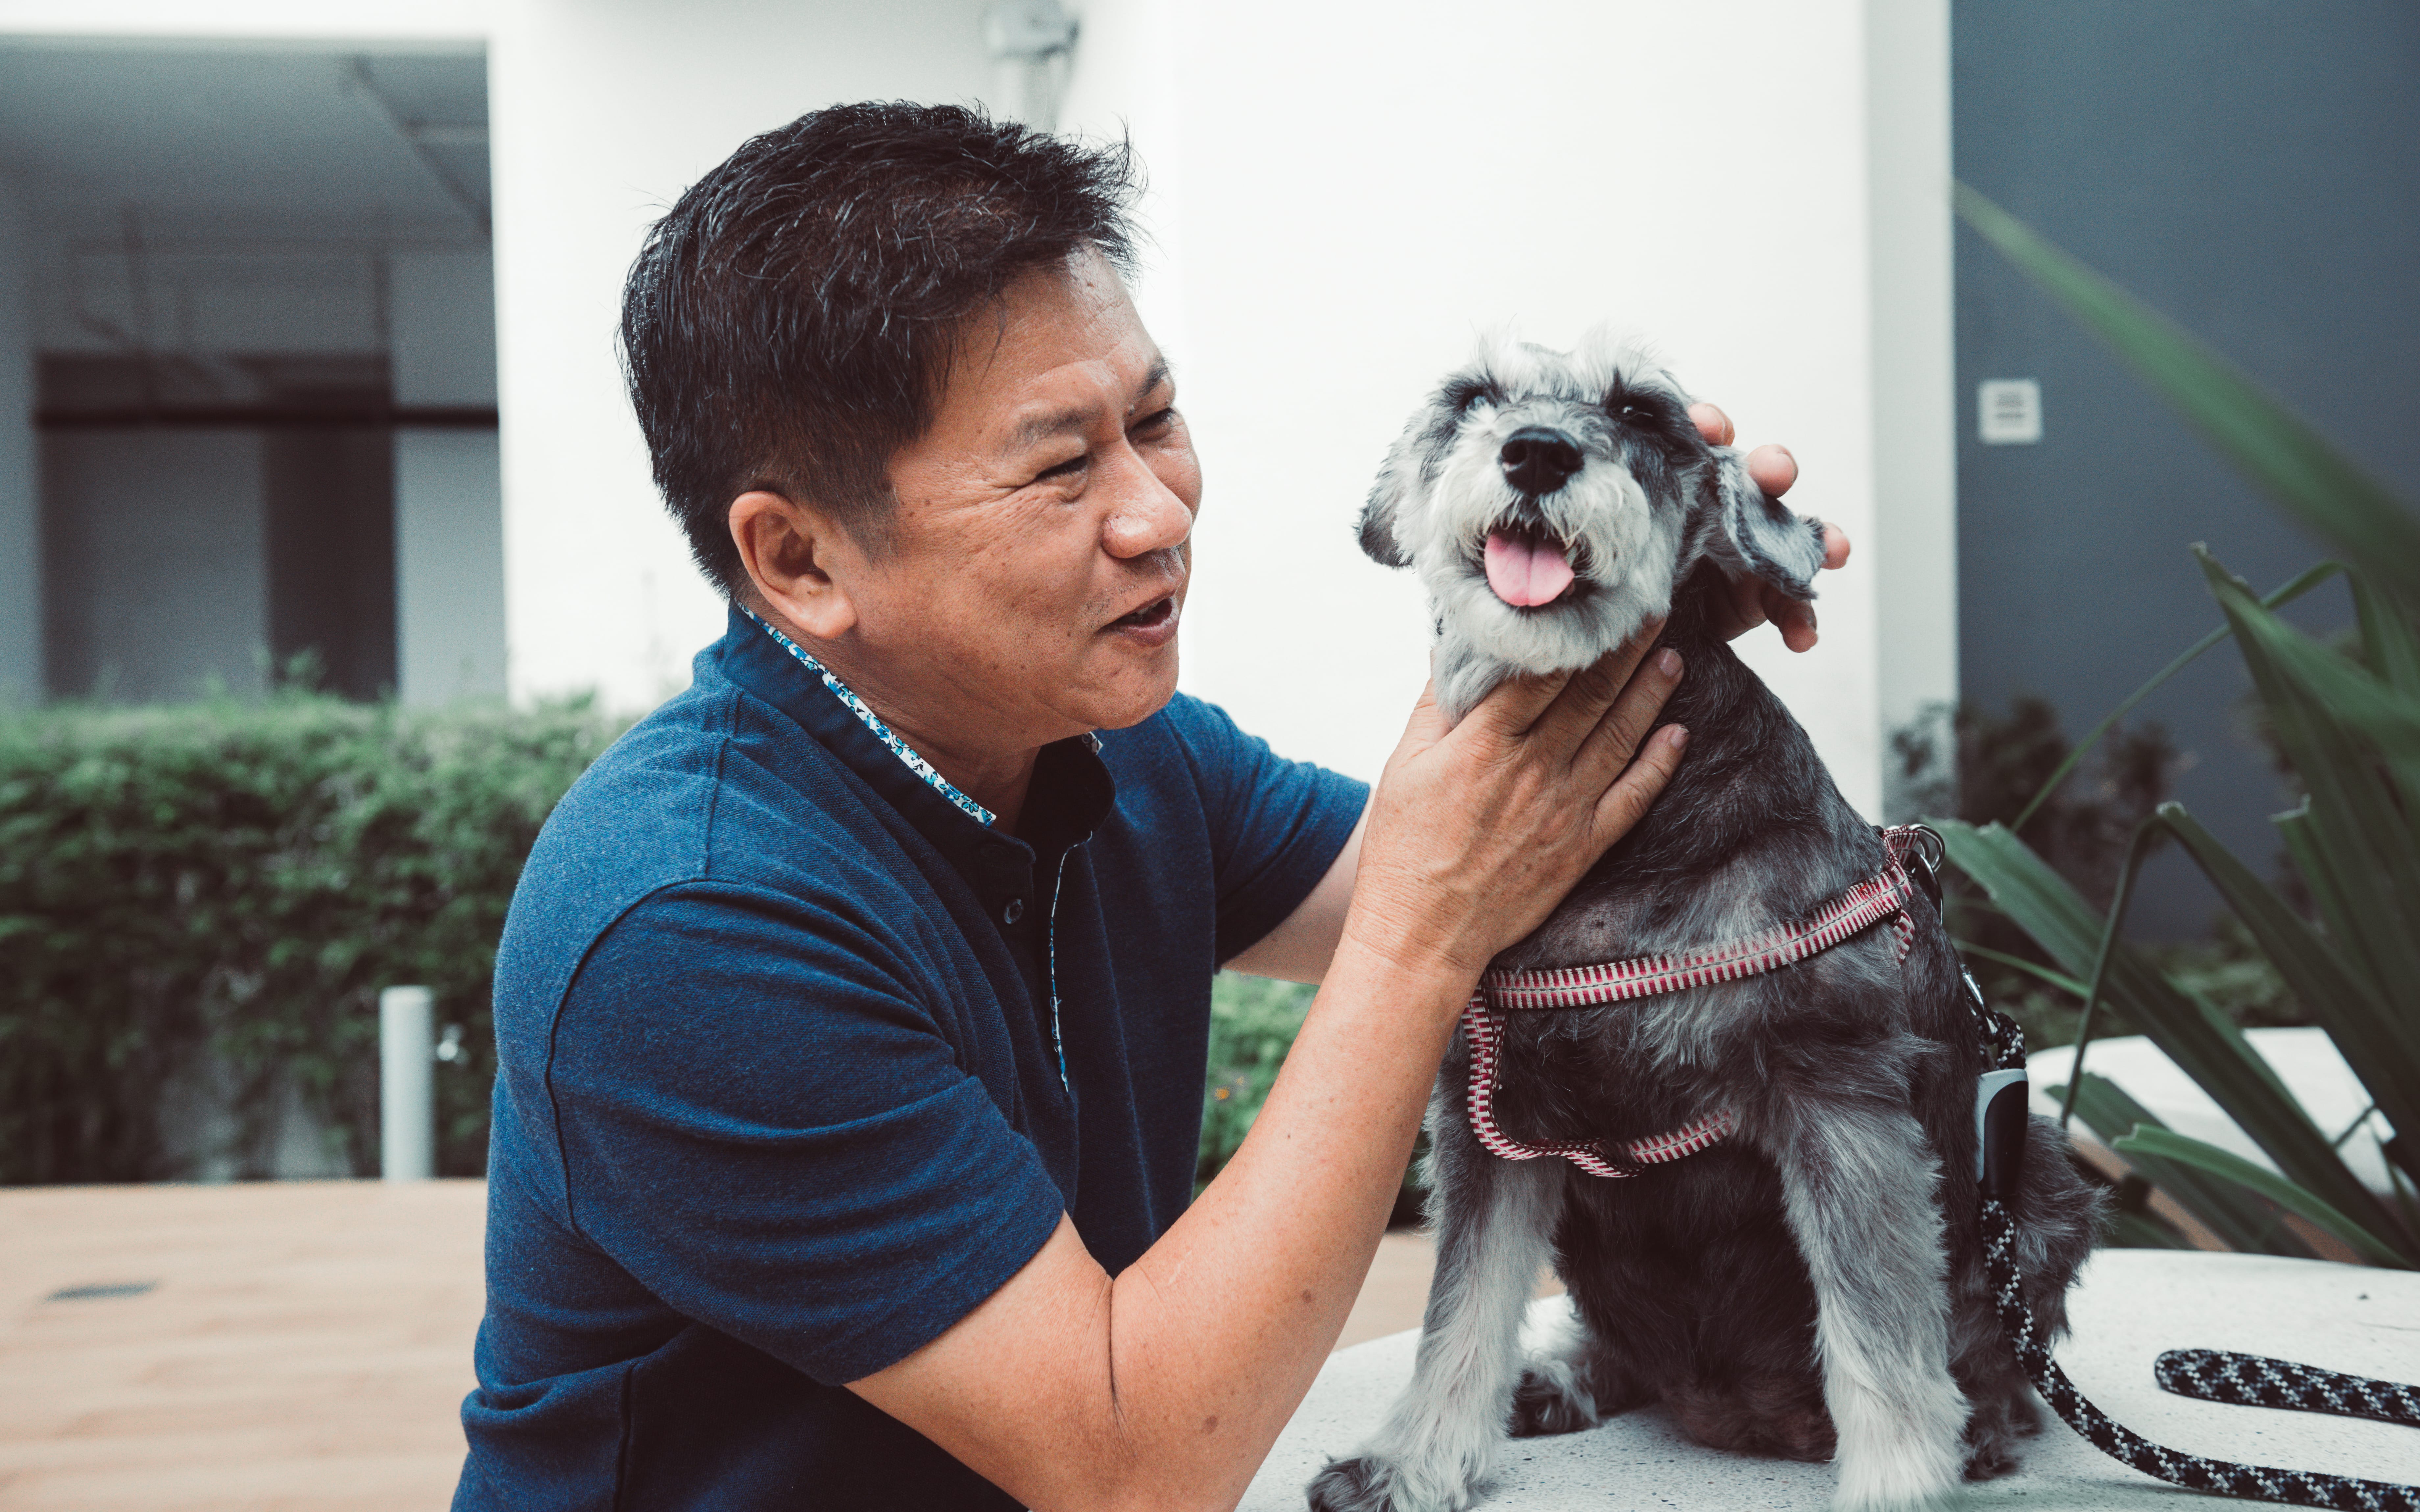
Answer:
[{"left": 1481, "top": 1002, "right": 1736, "bottom": 1150}]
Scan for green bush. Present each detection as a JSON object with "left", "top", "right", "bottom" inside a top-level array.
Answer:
[
  {"left": 1196, "top": 972, "right": 1427, "bottom": 1223},
  {"left": 1197, "top": 973, "right": 1315, "bottom": 1193},
  {"left": 0, "top": 692, "right": 624, "bottom": 1184}
]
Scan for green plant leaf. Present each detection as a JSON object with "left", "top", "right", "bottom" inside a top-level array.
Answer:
[
  {"left": 2053, "top": 1075, "right": 2317, "bottom": 1258},
  {"left": 2210, "top": 568, "right": 2420, "bottom": 759},
  {"left": 2113, "top": 1125, "right": 2411, "bottom": 1269},
  {"left": 2200, "top": 552, "right": 2420, "bottom": 1004},
  {"left": 2151, "top": 802, "right": 2420, "bottom": 1136},
  {"left": 1937, "top": 818, "right": 2413, "bottom": 1260},
  {"left": 2352, "top": 573, "right": 2420, "bottom": 701},
  {"left": 1955, "top": 184, "right": 2420, "bottom": 606}
]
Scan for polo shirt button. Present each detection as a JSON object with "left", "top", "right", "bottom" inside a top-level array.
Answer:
[{"left": 1002, "top": 898, "right": 1025, "bottom": 925}]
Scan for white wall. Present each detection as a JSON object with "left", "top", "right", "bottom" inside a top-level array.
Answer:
[
  {"left": 1061, "top": 0, "right": 1960, "bottom": 812},
  {"left": 0, "top": 172, "right": 36, "bottom": 702},
  {"left": 393, "top": 247, "right": 505, "bottom": 702}
]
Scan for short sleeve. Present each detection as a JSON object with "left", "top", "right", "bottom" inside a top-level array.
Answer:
[
  {"left": 544, "top": 881, "right": 1066, "bottom": 1387},
  {"left": 1155, "top": 696, "right": 1369, "bottom": 964}
]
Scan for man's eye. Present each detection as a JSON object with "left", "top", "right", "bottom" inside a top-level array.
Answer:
[
  {"left": 1133, "top": 406, "right": 1177, "bottom": 435},
  {"left": 1035, "top": 453, "right": 1088, "bottom": 482}
]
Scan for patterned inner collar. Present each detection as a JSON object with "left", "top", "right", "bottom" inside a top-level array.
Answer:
[{"left": 741, "top": 608, "right": 998, "bottom": 827}]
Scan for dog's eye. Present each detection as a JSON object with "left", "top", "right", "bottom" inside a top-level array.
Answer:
[{"left": 1442, "top": 378, "right": 1502, "bottom": 415}]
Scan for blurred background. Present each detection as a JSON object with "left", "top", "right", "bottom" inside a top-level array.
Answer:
[{"left": 0, "top": 1, "right": 2414, "bottom": 1507}]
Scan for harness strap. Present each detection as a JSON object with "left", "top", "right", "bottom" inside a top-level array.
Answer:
[{"left": 1460, "top": 827, "right": 1932, "bottom": 1178}]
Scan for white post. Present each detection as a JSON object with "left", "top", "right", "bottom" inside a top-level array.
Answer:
[
  {"left": 379, "top": 986, "right": 436, "bottom": 1181},
  {"left": 0, "top": 174, "right": 40, "bottom": 704}
]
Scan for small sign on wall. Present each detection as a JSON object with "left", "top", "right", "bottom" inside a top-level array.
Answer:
[{"left": 1978, "top": 378, "right": 2044, "bottom": 444}]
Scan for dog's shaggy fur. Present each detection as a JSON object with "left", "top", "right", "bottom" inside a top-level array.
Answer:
[{"left": 1307, "top": 333, "right": 2101, "bottom": 1512}]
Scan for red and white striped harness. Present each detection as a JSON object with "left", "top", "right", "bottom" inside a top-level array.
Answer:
[{"left": 1462, "top": 826, "right": 1934, "bottom": 1180}]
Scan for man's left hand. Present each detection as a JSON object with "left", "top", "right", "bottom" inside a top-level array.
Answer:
[{"left": 1690, "top": 402, "right": 1849, "bottom": 652}]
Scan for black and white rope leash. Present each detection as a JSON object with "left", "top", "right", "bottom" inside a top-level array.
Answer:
[{"left": 1927, "top": 822, "right": 2420, "bottom": 1508}]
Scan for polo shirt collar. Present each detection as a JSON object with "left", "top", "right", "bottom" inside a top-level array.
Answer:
[{"left": 715, "top": 606, "right": 1115, "bottom": 909}]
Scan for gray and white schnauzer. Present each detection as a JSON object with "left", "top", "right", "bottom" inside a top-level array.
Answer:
[{"left": 1307, "top": 333, "right": 2099, "bottom": 1512}]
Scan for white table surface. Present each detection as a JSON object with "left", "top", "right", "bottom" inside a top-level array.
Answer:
[{"left": 1238, "top": 1250, "right": 2420, "bottom": 1511}]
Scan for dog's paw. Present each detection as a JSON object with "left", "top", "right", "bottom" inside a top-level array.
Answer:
[
  {"left": 1507, "top": 1363, "right": 1601, "bottom": 1438},
  {"left": 1829, "top": 1438, "right": 1962, "bottom": 1512},
  {"left": 1305, "top": 1454, "right": 1471, "bottom": 1512},
  {"left": 1958, "top": 1387, "right": 2040, "bottom": 1481}
]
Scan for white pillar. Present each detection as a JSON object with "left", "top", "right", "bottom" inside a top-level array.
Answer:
[
  {"left": 392, "top": 248, "right": 507, "bottom": 703},
  {"left": 379, "top": 985, "right": 435, "bottom": 1182},
  {"left": 0, "top": 174, "right": 39, "bottom": 704},
  {"left": 1866, "top": 0, "right": 1962, "bottom": 817}
]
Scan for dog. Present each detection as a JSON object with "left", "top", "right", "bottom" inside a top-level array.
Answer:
[{"left": 1306, "top": 332, "right": 2100, "bottom": 1512}]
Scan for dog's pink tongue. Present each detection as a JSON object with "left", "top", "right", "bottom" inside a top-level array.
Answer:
[{"left": 1484, "top": 532, "right": 1576, "bottom": 607}]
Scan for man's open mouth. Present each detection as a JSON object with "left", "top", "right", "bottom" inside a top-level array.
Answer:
[
  {"left": 1110, "top": 595, "right": 1177, "bottom": 631},
  {"left": 1482, "top": 524, "right": 1579, "bottom": 608}
]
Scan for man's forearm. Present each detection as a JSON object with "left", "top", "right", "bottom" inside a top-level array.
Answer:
[
  {"left": 850, "top": 926, "right": 1472, "bottom": 1512},
  {"left": 1095, "top": 928, "right": 1469, "bottom": 1504}
]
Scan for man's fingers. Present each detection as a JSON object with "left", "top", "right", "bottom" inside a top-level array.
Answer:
[
  {"left": 1571, "top": 647, "right": 1682, "bottom": 782},
  {"left": 1591, "top": 725, "right": 1689, "bottom": 844},
  {"left": 1688, "top": 403, "right": 1735, "bottom": 447},
  {"left": 1532, "top": 623, "right": 1664, "bottom": 757},
  {"left": 1821, "top": 522, "right": 1851, "bottom": 570},
  {"left": 1746, "top": 443, "right": 1796, "bottom": 499},
  {"left": 1462, "top": 666, "right": 1574, "bottom": 740},
  {"left": 1767, "top": 596, "right": 1819, "bottom": 652}
]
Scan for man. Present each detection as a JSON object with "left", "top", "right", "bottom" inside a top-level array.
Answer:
[{"left": 456, "top": 103, "right": 1839, "bottom": 1511}]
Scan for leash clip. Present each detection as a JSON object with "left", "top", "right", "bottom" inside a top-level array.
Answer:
[{"left": 1976, "top": 1068, "right": 2029, "bottom": 1195}]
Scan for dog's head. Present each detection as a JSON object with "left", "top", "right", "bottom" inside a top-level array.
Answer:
[{"left": 1361, "top": 331, "right": 1826, "bottom": 714}]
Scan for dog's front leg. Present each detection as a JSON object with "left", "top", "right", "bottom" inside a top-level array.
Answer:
[
  {"left": 1306, "top": 1076, "right": 1563, "bottom": 1512},
  {"left": 1762, "top": 1064, "right": 1968, "bottom": 1512}
]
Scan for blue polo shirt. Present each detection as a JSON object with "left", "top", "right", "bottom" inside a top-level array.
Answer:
[{"left": 454, "top": 608, "right": 1366, "bottom": 1510}]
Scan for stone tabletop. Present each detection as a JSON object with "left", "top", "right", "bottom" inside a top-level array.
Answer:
[{"left": 1240, "top": 1250, "right": 2420, "bottom": 1511}]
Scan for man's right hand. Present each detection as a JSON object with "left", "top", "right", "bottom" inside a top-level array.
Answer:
[{"left": 1347, "top": 629, "right": 1688, "bottom": 985}]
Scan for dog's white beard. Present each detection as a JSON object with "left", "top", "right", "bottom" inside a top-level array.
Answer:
[{"left": 1409, "top": 458, "right": 1684, "bottom": 723}]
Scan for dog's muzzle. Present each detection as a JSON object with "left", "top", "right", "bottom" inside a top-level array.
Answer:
[{"left": 1499, "top": 426, "right": 1583, "bottom": 496}]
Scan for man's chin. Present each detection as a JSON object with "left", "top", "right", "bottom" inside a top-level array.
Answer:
[{"left": 1079, "top": 654, "right": 1182, "bottom": 733}]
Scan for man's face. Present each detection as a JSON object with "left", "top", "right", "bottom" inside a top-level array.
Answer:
[{"left": 842, "top": 250, "right": 1199, "bottom": 750}]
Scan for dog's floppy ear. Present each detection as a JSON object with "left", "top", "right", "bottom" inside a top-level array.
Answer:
[
  {"left": 1358, "top": 444, "right": 1416, "bottom": 568},
  {"left": 1703, "top": 447, "right": 1825, "bottom": 600}
]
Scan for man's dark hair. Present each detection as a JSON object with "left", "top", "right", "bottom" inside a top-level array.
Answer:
[{"left": 620, "top": 102, "right": 1139, "bottom": 593}]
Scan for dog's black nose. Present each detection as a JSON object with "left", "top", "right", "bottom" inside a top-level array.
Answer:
[{"left": 1500, "top": 427, "right": 1584, "bottom": 496}]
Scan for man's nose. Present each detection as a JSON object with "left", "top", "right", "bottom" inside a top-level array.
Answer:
[
  {"left": 1103, "top": 464, "right": 1193, "bottom": 558},
  {"left": 1500, "top": 427, "right": 1584, "bottom": 497}
]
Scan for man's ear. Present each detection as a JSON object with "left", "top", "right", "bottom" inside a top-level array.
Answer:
[
  {"left": 729, "top": 489, "right": 861, "bottom": 639},
  {"left": 1357, "top": 444, "right": 1416, "bottom": 568},
  {"left": 1701, "top": 447, "right": 1825, "bottom": 602}
]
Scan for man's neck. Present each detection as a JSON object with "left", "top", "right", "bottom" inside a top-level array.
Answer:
[{"left": 747, "top": 601, "right": 1043, "bottom": 834}]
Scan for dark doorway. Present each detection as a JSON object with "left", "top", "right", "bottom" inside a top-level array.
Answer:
[{"left": 39, "top": 354, "right": 399, "bottom": 701}]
